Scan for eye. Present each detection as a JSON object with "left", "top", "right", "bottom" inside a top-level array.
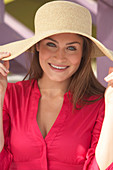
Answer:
[
  {"left": 47, "top": 42, "right": 56, "bottom": 47},
  {"left": 67, "top": 46, "right": 76, "bottom": 51}
]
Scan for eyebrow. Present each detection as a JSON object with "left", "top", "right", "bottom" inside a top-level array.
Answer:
[{"left": 45, "top": 37, "right": 81, "bottom": 45}]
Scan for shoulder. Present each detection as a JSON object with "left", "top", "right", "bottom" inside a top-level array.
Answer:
[
  {"left": 77, "top": 96, "right": 105, "bottom": 118},
  {"left": 5, "top": 79, "right": 39, "bottom": 99},
  {"left": 4, "top": 79, "right": 39, "bottom": 112},
  {"left": 87, "top": 95, "right": 105, "bottom": 110},
  {"left": 7, "top": 79, "right": 38, "bottom": 91},
  {"left": 86, "top": 96, "right": 105, "bottom": 120},
  {"left": 75, "top": 94, "right": 105, "bottom": 111},
  {"left": 89, "top": 95, "right": 105, "bottom": 108}
]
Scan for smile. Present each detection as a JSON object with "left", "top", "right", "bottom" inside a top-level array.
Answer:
[{"left": 49, "top": 63, "right": 69, "bottom": 70}]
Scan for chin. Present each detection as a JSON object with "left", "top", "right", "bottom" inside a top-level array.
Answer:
[{"left": 49, "top": 76, "right": 71, "bottom": 82}]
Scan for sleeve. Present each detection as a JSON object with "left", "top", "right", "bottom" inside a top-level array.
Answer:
[
  {"left": 83, "top": 100, "right": 113, "bottom": 170},
  {"left": 0, "top": 84, "right": 13, "bottom": 170}
]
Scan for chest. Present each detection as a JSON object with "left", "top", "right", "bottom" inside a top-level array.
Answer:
[
  {"left": 36, "top": 96, "right": 64, "bottom": 138},
  {"left": 10, "top": 91, "right": 98, "bottom": 164},
  {"left": 10, "top": 104, "right": 93, "bottom": 164}
]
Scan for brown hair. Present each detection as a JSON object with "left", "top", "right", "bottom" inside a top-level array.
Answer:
[
  {"left": 24, "top": 35, "right": 105, "bottom": 109},
  {"left": 68, "top": 36, "right": 105, "bottom": 109}
]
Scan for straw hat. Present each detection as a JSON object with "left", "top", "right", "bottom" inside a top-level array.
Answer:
[{"left": 0, "top": 0, "right": 113, "bottom": 61}]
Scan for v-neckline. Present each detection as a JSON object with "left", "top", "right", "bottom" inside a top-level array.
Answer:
[
  {"left": 35, "top": 92, "right": 66, "bottom": 141},
  {"left": 32, "top": 80, "right": 69, "bottom": 143}
]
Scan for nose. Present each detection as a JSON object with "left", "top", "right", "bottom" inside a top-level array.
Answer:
[{"left": 54, "top": 49, "right": 66, "bottom": 61}]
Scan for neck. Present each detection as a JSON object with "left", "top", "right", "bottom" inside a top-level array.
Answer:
[{"left": 38, "top": 76, "right": 71, "bottom": 97}]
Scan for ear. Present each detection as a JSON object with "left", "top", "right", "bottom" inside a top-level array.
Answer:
[{"left": 36, "top": 43, "right": 40, "bottom": 52}]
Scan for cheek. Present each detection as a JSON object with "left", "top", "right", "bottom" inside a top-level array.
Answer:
[
  {"left": 39, "top": 43, "right": 56, "bottom": 61},
  {"left": 39, "top": 50, "right": 51, "bottom": 61},
  {"left": 69, "top": 55, "right": 82, "bottom": 65}
]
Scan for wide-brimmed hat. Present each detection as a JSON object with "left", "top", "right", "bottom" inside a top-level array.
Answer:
[{"left": 0, "top": 0, "right": 113, "bottom": 61}]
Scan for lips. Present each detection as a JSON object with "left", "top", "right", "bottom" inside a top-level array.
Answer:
[{"left": 49, "top": 63, "right": 69, "bottom": 70}]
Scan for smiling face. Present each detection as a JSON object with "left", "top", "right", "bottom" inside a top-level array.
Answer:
[{"left": 36, "top": 33, "right": 83, "bottom": 83}]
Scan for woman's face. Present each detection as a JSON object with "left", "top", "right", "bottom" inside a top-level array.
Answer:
[{"left": 36, "top": 33, "right": 83, "bottom": 82}]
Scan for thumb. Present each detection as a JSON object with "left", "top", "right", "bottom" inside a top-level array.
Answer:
[
  {"left": 3, "top": 60, "right": 10, "bottom": 70},
  {"left": 108, "top": 67, "right": 113, "bottom": 74},
  {"left": 104, "top": 67, "right": 113, "bottom": 82}
]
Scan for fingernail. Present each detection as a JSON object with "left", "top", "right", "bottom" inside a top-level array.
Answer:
[{"left": 5, "top": 52, "right": 10, "bottom": 54}]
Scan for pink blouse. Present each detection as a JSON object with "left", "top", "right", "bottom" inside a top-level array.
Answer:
[{"left": 0, "top": 79, "right": 113, "bottom": 170}]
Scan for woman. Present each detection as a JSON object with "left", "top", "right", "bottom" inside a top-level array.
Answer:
[{"left": 0, "top": 1, "right": 113, "bottom": 170}]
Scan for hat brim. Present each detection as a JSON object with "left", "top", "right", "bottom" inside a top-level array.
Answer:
[{"left": 0, "top": 30, "right": 113, "bottom": 61}]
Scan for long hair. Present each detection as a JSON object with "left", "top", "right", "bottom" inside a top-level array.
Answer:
[
  {"left": 24, "top": 35, "right": 105, "bottom": 109},
  {"left": 67, "top": 36, "right": 105, "bottom": 109}
]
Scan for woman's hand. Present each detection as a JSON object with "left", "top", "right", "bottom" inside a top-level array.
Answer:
[
  {"left": 0, "top": 52, "right": 11, "bottom": 152},
  {"left": 104, "top": 67, "right": 113, "bottom": 105},
  {"left": 95, "top": 67, "right": 113, "bottom": 170},
  {"left": 0, "top": 52, "right": 11, "bottom": 96}
]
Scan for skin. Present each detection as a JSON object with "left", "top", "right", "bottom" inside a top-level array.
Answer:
[
  {"left": 95, "top": 67, "right": 113, "bottom": 169},
  {"left": 0, "top": 34, "right": 113, "bottom": 169},
  {"left": 36, "top": 33, "right": 83, "bottom": 138},
  {"left": 0, "top": 52, "right": 10, "bottom": 152},
  {"left": 36, "top": 33, "right": 83, "bottom": 84}
]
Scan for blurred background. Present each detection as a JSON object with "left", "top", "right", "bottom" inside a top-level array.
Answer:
[
  {"left": 3, "top": 0, "right": 54, "bottom": 82},
  {"left": 4, "top": 0, "right": 54, "bottom": 31},
  {"left": 0, "top": 0, "right": 113, "bottom": 86}
]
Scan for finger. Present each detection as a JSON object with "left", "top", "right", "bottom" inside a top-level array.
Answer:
[
  {"left": 0, "top": 52, "right": 11, "bottom": 60},
  {"left": 104, "top": 67, "right": 113, "bottom": 82},
  {"left": 0, "top": 63, "right": 9, "bottom": 73},
  {"left": 104, "top": 72, "right": 113, "bottom": 82},
  {"left": 3, "top": 61, "right": 10, "bottom": 70},
  {"left": 0, "top": 67, "right": 8, "bottom": 77},
  {"left": 109, "top": 67, "right": 113, "bottom": 74},
  {"left": 107, "top": 79, "right": 113, "bottom": 87}
]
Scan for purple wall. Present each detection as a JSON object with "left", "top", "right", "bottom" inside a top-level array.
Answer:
[
  {"left": 97, "top": 0, "right": 113, "bottom": 87},
  {"left": 0, "top": 0, "right": 4, "bottom": 23},
  {"left": 0, "top": 1, "right": 33, "bottom": 75}
]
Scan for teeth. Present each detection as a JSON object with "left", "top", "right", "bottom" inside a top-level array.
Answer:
[{"left": 50, "top": 64, "right": 67, "bottom": 70}]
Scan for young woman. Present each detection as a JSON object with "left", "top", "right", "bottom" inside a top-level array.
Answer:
[{"left": 0, "top": 1, "right": 113, "bottom": 170}]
